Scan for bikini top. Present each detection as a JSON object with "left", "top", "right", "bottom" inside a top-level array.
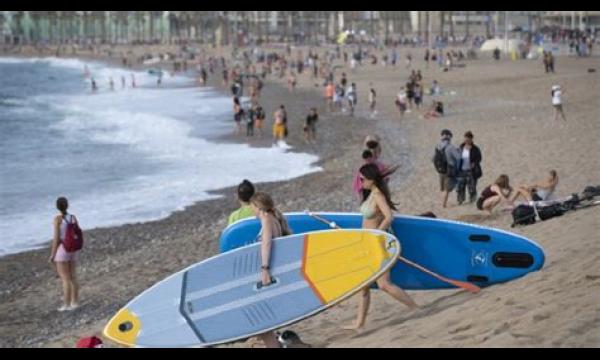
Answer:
[{"left": 360, "top": 192, "right": 378, "bottom": 220}]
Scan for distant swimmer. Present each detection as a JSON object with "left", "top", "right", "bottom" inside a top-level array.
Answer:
[{"left": 91, "top": 78, "right": 98, "bottom": 92}]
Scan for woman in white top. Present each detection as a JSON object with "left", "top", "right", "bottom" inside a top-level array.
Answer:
[
  {"left": 49, "top": 197, "right": 80, "bottom": 311},
  {"left": 552, "top": 85, "right": 566, "bottom": 121}
]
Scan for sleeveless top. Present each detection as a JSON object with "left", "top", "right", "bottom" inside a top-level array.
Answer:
[
  {"left": 480, "top": 186, "right": 498, "bottom": 202},
  {"left": 360, "top": 192, "right": 378, "bottom": 220}
]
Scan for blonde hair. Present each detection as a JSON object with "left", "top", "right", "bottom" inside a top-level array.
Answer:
[
  {"left": 250, "top": 192, "right": 292, "bottom": 236},
  {"left": 494, "top": 174, "right": 511, "bottom": 190}
]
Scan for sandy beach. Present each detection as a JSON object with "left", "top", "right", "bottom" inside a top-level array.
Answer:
[{"left": 1, "top": 44, "right": 599, "bottom": 348}]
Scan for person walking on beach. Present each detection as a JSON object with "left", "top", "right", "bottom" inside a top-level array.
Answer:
[
  {"left": 456, "top": 131, "right": 482, "bottom": 205},
  {"left": 288, "top": 72, "right": 297, "bottom": 93},
  {"left": 344, "top": 164, "right": 418, "bottom": 331},
  {"left": 233, "top": 97, "right": 244, "bottom": 135},
  {"left": 347, "top": 83, "right": 357, "bottom": 117},
  {"left": 254, "top": 103, "right": 266, "bottom": 138},
  {"left": 228, "top": 180, "right": 256, "bottom": 226},
  {"left": 395, "top": 87, "right": 408, "bottom": 119},
  {"left": 249, "top": 192, "right": 292, "bottom": 348},
  {"left": 272, "top": 107, "right": 286, "bottom": 144},
  {"left": 368, "top": 84, "right": 377, "bottom": 118},
  {"left": 551, "top": 85, "right": 566, "bottom": 121},
  {"left": 324, "top": 81, "right": 335, "bottom": 112},
  {"left": 303, "top": 107, "right": 319, "bottom": 144},
  {"left": 246, "top": 103, "right": 256, "bottom": 137},
  {"left": 432, "top": 129, "right": 461, "bottom": 208},
  {"left": 49, "top": 197, "right": 81, "bottom": 311}
]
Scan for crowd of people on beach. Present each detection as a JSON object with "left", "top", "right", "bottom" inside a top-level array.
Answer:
[{"left": 45, "top": 38, "right": 580, "bottom": 348}]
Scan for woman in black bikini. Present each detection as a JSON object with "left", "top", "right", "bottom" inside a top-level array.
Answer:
[{"left": 477, "top": 175, "right": 513, "bottom": 215}]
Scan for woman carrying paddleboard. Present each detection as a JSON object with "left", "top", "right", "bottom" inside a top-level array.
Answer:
[
  {"left": 249, "top": 192, "right": 292, "bottom": 348},
  {"left": 345, "top": 164, "right": 418, "bottom": 331}
]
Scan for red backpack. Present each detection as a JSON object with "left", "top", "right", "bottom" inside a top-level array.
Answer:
[{"left": 63, "top": 215, "right": 84, "bottom": 252}]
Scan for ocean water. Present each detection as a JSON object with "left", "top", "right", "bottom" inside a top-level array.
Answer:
[{"left": 0, "top": 57, "right": 321, "bottom": 256}]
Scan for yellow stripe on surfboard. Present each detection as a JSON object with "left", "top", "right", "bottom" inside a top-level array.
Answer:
[{"left": 302, "top": 230, "right": 396, "bottom": 303}]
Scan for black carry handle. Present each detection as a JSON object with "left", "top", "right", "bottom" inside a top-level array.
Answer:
[{"left": 256, "top": 277, "right": 278, "bottom": 290}]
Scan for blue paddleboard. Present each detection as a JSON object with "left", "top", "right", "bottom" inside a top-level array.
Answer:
[{"left": 220, "top": 212, "right": 545, "bottom": 290}]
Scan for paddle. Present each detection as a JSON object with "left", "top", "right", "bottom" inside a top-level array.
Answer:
[{"left": 304, "top": 210, "right": 481, "bottom": 294}]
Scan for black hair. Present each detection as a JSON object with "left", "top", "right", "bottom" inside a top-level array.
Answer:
[
  {"left": 233, "top": 97, "right": 240, "bottom": 105},
  {"left": 366, "top": 140, "right": 379, "bottom": 150},
  {"left": 237, "top": 179, "right": 255, "bottom": 203},
  {"left": 362, "top": 149, "right": 374, "bottom": 160},
  {"left": 464, "top": 131, "right": 474, "bottom": 139},
  {"left": 359, "top": 163, "right": 397, "bottom": 211},
  {"left": 56, "top": 197, "right": 69, "bottom": 216}
]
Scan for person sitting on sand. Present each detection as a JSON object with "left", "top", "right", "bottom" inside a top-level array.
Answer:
[
  {"left": 511, "top": 170, "right": 559, "bottom": 203},
  {"left": 49, "top": 197, "right": 81, "bottom": 311},
  {"left": 424, "top": 100, "right": 444, "bottom": 119},
  {"left": 476, "top": 175, "right": 514, "bottom": 215},
  {"left": 344, "top": 164, "right": 418, "bottom": 331},
  {"left": 249, "top": 192, "right": 292, "bottom": 348},
  {"left": 228, "top": 180, "right": 256, "bottom": 226}
]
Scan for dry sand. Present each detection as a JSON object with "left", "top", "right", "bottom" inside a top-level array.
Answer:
[{"left": 1, "top": 44, "right": 599, "bottom": 348}]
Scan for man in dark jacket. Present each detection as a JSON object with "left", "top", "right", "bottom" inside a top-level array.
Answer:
[{"left": 457, "top": 131, "right": 482, "bottom": 204}]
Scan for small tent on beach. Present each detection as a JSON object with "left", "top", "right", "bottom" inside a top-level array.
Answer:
[{"left": 480, "top": 38, "right": 526, "bottom": 54}]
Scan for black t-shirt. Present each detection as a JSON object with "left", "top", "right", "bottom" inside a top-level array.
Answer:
[{"left": 306, "top": 114, "right": 318, "bottom": 126}]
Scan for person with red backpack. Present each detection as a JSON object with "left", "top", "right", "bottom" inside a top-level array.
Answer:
[{"left": 49, "top": 197, "right": 83, "bottom": 311}]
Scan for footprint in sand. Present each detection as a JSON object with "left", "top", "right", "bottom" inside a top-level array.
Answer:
[
  {"left": 448, "top": 324, "right": 472, "bottom": 334},
  {"left": 493, "top": 322, "right": 510, "bottom": 335},
  {"left": 532, "top": 312, "right": 552, "bottom": 323}
]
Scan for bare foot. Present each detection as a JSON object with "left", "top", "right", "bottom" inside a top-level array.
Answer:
[{"left": 342, "top": 323, "right": 364, "bottom": 332}]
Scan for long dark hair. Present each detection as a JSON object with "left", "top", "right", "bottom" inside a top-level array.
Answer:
[
  {"left": 359, "top": 163, "right": 397, "bottom": 211},
  {"left": 56, "top": 197, "right": 69, "bottom": 216}
]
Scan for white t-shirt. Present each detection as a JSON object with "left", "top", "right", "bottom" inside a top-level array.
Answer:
[
  {"left": 397, "top": 92, "right": 407, "bottom": 104},
  {"left": 552, "top": 89, "right": 562, "bottom": 105},
  {"left": 461, "top": 148, "right": 471, "bottom": 171}
]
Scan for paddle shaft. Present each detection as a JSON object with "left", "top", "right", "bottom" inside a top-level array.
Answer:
[{"left": 306, "top": 211, "right": 481, "bottom": 294}]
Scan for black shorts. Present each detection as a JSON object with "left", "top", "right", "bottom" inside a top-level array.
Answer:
[
  {"left": 476, "top": 197, "right": 485, "bottom": 211},
  {"left": 532, "top": 193, "right": 542, "bottom": 202}
]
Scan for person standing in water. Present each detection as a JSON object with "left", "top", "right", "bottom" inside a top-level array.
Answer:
[
  {"left": 91, "top": 78, "right": 98, "bottom": 92},
  {"left": 344, "top": 164, "right": 418, "bottom": 331},
  {"left": 249, "top": 192, "right": 292, "bottom": 348},
  {"left": 121, "top": 75, "right": 126, "bottom": 89},
  {"left": 131, "top": 73, "right": 136, "bottom": 88},
  {"left": 49, "top": 197, "right": 81, "bottom": 311},
  {"left": 109, "top": 77, "right": 115, "bottom": 91}
]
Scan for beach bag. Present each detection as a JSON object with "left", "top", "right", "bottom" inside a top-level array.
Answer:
[
  {"left": 433, "top": 146, "right": 448, "bottom": 174},
  {"left": 63, "top": 215, "right": 83, "bottom": 252},
  {"left": 537, "top": 203, "right": 566, "bottom": 221},
  {"left": 511, "top": 205, "right": 536, "bottom": 227},
  {"left": 581, "top": 185, "right": 600, "bottom": 200}
]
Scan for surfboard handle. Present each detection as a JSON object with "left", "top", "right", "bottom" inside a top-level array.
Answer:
[
  {"left": 255, "top": 277, "right": 278, "bottom": 290},
  {"left": 305, "top": 211, "right": 481, "bottom": 294}
]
